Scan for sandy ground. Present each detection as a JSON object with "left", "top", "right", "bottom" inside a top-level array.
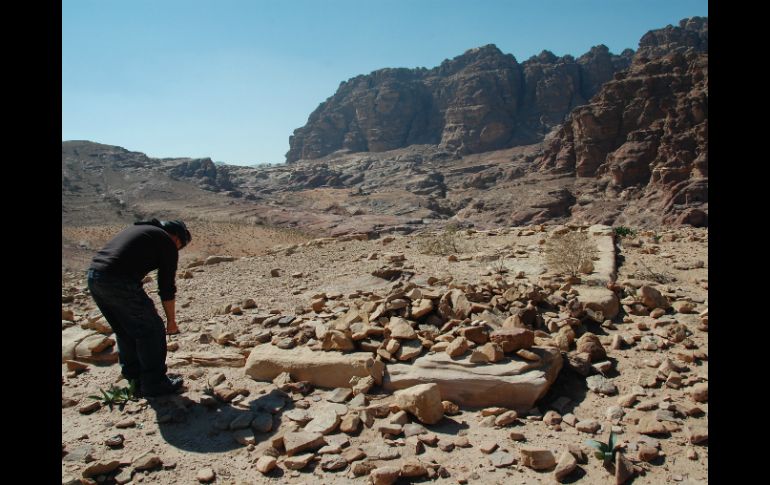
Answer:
[{"left": 61, "top": 224, "right": 707, "bottom": 484}]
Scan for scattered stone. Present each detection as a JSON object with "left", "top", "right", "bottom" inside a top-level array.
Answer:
[
  {"left": 455, "top": 436, "right": 472, "bottom": 447},
  {"left": 562, "top": 413, "right": 577, "bottom": 427},
  {"left": 328, "top": 387, "right": 353, "bottom": 403},
  {"left": 352, "top": 461, "right": 376, "bottom": 476},
  {"left": 396, "top": 340, "right": 424, "bottom": 361},
  {"left": 516, "top": 349, "right": 540, "bottom": 361},
  {"left": 393, "top": 383, "right": 444, "bottom": 424},
  {"left": 593, "top": 360, "right": 613, "bottom": 374},
  {"left": 568, "top": 444, "right": 588, "bottom": 464},
  {"left": 690, "top": 383, "right": 708, "bottom": 402},
  {"left": 256, "top": 455, "right": 277, "bottom": 474},
  {"left": 418, "top": 432, "right": 439, "bottom": 446},
  {"left": 543, "top": 410, "right": 562, "bottom": 426},
  {"left": 489, "top": 328, "right": 534, "bottom": 352},
  {"left": 637, "top": 417, "right": 669, "bottom": 436},
  {"left": 576, "top": 419, "right": 601, "bottom": 434},
  {"left": 403, "top": 423, "right": 428, "bottom": 437},
  {"left": 305, "top": 409, "right": 341, "bottom": 435},
  {"left": 79, "top": 401, "right": 101, "bottom": 414},
  {"left": 479, "top": 441, "right": 498, "bottom": 454},
  {"left": 82, "top": 460, "right": 121, "bottom": 478},
  {"left": 446, "top": 336, "right": 470, "bottom": 357},
  {"left": 554, "top": 451, "right": 577, "bottom": 482},
  {"left": 196, "top": 468, "right": 216, "bottom": 483},
  {"left": 520, "top": 447, "right": 556, "bottom": 470},
  {"left": 640, "top": 286, "right": 671, "bottom": 310},
  {"left": 576, "top": 333, "right": 607, "bottom": 362},
  {"left": 617, "top": 394, "right": 638, "bottom": 408},
  {"left": 686, "top": 426, "right": 708, "bottom": 444},
  {"left": 104, "top": 435, "right": 124, "bottom": 448},
  {"left": 62, "top": 444, "right": 93, "bottom": 463},
  {"left": 250, "top": 413, "right": 273, "bottom": 433},
  {"left": 615, "top": 452, "right": 634, "bottom": 484},
  {"left": 638, "top": 445, "right": 659, "bottom": 462},
  {"left": 479, "top": 415, "right": 497, "bottom": 427},
  {"left": 442, "top": 400, "right": 460, "bottom": 415},
  {"left": 133, "top": 452, "right": 162, "bottom": 471},
  {"left": 321, "top": 455, "right": 348, "bottom": 471},
  {"left": 495, "top": 410, "right": 519, "bottom": 427},
  {"left": 115, "top": 418, "right": 136, "bottom": 429},
  {"left": 586, "top": 375, "right": 618, "bottom": 395},
  {"left": 438, "top": 439, "right": 455, "bottom": 452},
  {"left": 337, "top": 447, "right": 363, "bottom": 463},
  {"left": 283, "top": 431, "right": 326, "bottom": 456},
  {"left": 370, "top": 465, "right": 401, "bottom": 485},
  {"left": 401, "top": 459, "right": 429, "bottom": 477},
  {"left": 606, "top": 406, "right": 625, "bottom": 421},
  {"left": 340, "top": 413, "right": 362, "bottom": 434},
  {"left": 284, "top": 453, "right": 314, "bottom": 470},
  {"left": 488, "top": 450, "right": 516, "bottom": 468},
  {"left": 377, "top": 423, "right": 403, "bottom": 436}
]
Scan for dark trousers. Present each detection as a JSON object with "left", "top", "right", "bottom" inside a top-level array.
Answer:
[{"left": 87, "top": 269, "right": 167, "bottom": 389}]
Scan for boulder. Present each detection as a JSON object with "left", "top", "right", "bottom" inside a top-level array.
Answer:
[
  {"left": 394, "top": 383, "right": 444, "bottom": 424},
  {"left": 244, "top": 344, "right": 384, "bottom": 387},
  {"left": 385, "top": 347, "right": 562, "bottom": 411},
  {"left": 576, "top": 286, "right": 619, "bottom": 319}
]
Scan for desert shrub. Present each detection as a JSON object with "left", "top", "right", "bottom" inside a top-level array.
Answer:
[
  {"left": 545, "top": 231, "right": 598, "bottom": 276},
  {"left": 417, "top": 223, "right": 463, "bottom": 255},
  {"left": 614, "top": 226, "right": 635, "bottom": 238}
]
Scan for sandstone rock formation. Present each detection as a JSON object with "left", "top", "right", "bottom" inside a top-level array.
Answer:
[
  {"left": 536, "top": 17, "right": 708, "bottom": 226},
  {"left": 286, "top": 44, "right": 632, "bottom": 162}
]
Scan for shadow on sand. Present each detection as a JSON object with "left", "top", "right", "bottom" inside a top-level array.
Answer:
[{"left": 145, "top": 388, "right": 291, "bottom": 453}]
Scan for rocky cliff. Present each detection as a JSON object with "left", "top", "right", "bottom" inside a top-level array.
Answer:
[
  {"left": 286, "top": 44, "right": 632, "bottom": 162},
  {"left": 536, "top": 17, "right": 708, "bottom": 226}
]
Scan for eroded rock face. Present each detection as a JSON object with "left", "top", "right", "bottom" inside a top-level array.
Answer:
[
  {"left": 287, "top": 44, "right": 632, "bottom": 162},
  {"left": 537, "top": 17, "right": 708, "bottom": 226}
]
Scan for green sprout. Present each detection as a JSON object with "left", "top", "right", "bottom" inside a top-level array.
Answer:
[{"left": 585, "top": 431, "right": 618, "bottom": 463}]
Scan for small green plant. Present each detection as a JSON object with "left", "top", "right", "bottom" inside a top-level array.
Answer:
[
  {"left": 613, "top": 226, "right": 635, "bottom": 238},
  {"left": 585, "top": 431, "right": 618, "bottom": 463},
  {"left": 88, "top": 381, "right": 138, "bottom": 410}
]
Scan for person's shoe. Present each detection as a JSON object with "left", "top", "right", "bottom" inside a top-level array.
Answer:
[{"left": 141, "top": 375, "right": 184, "bottom": 397}]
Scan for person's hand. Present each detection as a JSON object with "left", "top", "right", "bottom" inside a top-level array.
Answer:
[{"left": 166, "top": 321, "right": 179, "bottom": 335}]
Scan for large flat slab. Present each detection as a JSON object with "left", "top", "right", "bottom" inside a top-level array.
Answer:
[
  {"left": 244, "top": 344, "right": 384, "bottom": 388},
  {"left": 383, "top": 347, "right": 563, "bottom": 411}
]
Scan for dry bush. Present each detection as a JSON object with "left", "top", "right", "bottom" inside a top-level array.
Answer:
[
  {"left": 417, "top": 223, "right": 464, "bottom": 255},
  {"left": 545, "top": 231, "right": 598, "bottom": 277}
]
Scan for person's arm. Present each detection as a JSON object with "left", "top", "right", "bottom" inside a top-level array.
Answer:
[
  {"left": 162, "top": 299, "right": 179, "bottom": 335},
  {"left": 157, "top": 234, "right": 180, "bottom": 335}
]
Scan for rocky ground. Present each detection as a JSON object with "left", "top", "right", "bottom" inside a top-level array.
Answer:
[{"left": 61, "top": 223, "right": 707, "bottom": 484}]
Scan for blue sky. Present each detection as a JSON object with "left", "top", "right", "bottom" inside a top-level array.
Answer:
[{"left": 62, "top": 0, "right": 708, "bottom": 166}]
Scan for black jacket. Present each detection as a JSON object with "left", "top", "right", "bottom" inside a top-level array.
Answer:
[{"left": 89, "top": 224, "right": 178, "bottom": 301}]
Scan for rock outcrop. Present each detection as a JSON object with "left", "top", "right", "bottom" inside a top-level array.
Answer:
[
  {"left": 286, "top": 44, "right": 632, "bottom": 162},
  {"left": 537, "top": 17, "right": 708, "bottom": 226}
]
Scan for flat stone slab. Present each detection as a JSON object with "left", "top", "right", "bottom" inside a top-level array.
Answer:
[
  {"left": 383, "top": 347, "right": 563, "bottom": 411},
  {"left": 574, "top": 285, "right": 620, "bottom": 319},
  {"left": 172, "top": 352, "right": 246, "bottom": 367},
  {"left": 244, "top": 344, "right": 384, "bottom": 388}
]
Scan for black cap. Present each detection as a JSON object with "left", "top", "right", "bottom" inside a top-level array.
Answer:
[{"left": 160, "top": 220, "right": 192, "bottom": 248}]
